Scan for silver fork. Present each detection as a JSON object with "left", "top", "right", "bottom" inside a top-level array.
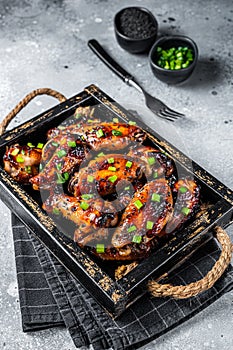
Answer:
[{"left": 88, "top": 39, "right": 184, "bottom": 121}]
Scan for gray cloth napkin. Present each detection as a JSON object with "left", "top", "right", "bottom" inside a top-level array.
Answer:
[{"left": 12, "top": 213, "right": 233, "bottom": 350}]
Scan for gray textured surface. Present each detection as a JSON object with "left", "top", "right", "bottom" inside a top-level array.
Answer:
[{"left": 0, "top": 0, "right": 232, "bottom": 349}]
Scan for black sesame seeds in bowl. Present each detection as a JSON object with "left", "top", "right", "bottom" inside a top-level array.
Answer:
[{"left": 114, "top": 7, "right": 158, "bottom": 54}]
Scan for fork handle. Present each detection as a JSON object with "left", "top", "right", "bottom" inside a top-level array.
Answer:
[{"left": 88, "top": 39, "right": 134, "bottom": 84}]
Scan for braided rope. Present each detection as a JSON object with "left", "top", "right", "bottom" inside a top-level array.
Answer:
[
  {"left": 0, "top": 88, "right": 232, "bottom": 299},
  {"left": 0, "top": 88, "right": 66, "bottom": 136},
  {"left": 148, "top": 226, "right": 233, "bottom": 298}
]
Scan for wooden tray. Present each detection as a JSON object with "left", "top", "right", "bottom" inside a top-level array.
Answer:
[{"left": 0, "top": 84, "right": 232, "bottom": 317}]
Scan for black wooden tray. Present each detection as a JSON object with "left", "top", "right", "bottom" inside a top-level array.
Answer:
[{"left": 0, "top": 84, "right": 232, "bottom": 317}]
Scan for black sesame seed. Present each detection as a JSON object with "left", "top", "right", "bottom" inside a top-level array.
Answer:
[{"left": 119, "top": 8, "right": 157, "bottom": 39}]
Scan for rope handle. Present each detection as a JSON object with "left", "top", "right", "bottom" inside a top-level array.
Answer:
[
  {"left": 1, "top": 88, "right": 232, "bottom": 299},
  {"left": 148, "top": 226, "right": 233, "bottom": 298},
  {"left": 0, "top": 88, "right": 67, "bottom": 136}
]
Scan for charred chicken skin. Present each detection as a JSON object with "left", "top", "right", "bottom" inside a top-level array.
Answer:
[
  {"left": 106, "top": 179, "right": 173, "bottom": 260},
  {"left": 69, "top": 153, "right": 146, "bottom": 198},
  {"left": 164, "top": 178, "right": 200, "bottom": 234},
  {"left": 46, "top": 106, "right": 100, "bottom": 139},
  {"left": 3, "top": 144, "right": 42, "bottom": 184},
  {"left": 30, "top": 138, "right": 90, "bottom": 191},
  {"left": 3, "top": 110, "right": 201, "bottom": 261},
  {"left": 127, "top": 145, "right": 174, "bottom": 179},
  {"left": 30, "top": 122, "right": 146, "bottom": 191},
  {"left": 43, "top": 193, "right": 118, "bottom": 247}
]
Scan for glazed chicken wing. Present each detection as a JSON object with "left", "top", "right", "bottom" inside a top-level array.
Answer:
[
  {"left": 69, "top": 153, "right": 146, "bottom": 198},
  {"left": 112, "top": 179, "right": 173, "bottom": 246},
  {"left": 43, "top": 193, "right": 119, "bottom": 246},
  {"left": 31, "top": 123, "right": 146, "bottom": 191},
  {"left": 91, "top": 179, "right": 174, "bottom": 261},
  {"left": 47, "top": 106, "right": 100, "bottom": 139},
  {"left": 165, "top": 178, "right": 200, "bottom": 234},
  {"left": 127, "top": 145, "right": 174, "bottom": 179},
  {"left": 74, "top": 122, "right": 146, "bottom": 151},
  {"left": 30, "top": 138, "right": 90, "bottom": 190},
  {"left": 3, "top": 144, "right": 42, "bottom": 184}
]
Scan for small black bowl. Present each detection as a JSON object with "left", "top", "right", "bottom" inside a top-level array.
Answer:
[
  {"left": 114, "top": 7, "right": 158, "bottom": 54},
  {"left": 149, "top": 35, "right": 198, "bottom": 84}
]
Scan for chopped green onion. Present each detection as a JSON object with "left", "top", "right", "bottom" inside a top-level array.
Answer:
[
  {"left": 27, "top": 142, "right": 35, "bottom": 148},
  {"left": 179, "top": 186, "right": 188, "bottom": 193},
  {"left": 74, "top": 111, "right": 81, "bottom": 119},
  {"left": 56, "top": 173, "right": 65, "bottom": 184},
  {"left": 112, "top": 130, "right": 122, "bottom": 136},
  {"left": 153, "top": 171, "right": 158, "bottom": 179},
  {"left": 129, "top": 121, "right": 136, "bottom": 126},
  {"left": 152, "top": 193, "right": 161, "bottom": 202},
  {"left": 96, "top": 129, "right": 104, "bottom": 138},
  {"left": 52, "top": 141, "right": 59, "bottom": 147},
  {"left": 126, "top": 161, "right": 132, "bottom": 168},
  {"left": 112, "top": 117, "right": 119, "bottom": 123},
  {"left": 146, "top": 221, "right": 154, "bottom": 230},
  {"left": 21, "top": 149, "right": 25, "bottom": 155},
  {"left": 87, "top": 175, "right": 94, "bottom": 183},
  {"left": 39, "top": 164, "right": 43, "bottom": 172},
  {"left": 52, "top": 208, "right": 60, "bottom": 215},
  {"left": 57, "top": 149, "right": 67, "bottom": 158},
  {"left": 127, "top": 225, "right": 137, "bottom": 233},
  {"left": 134, "top": 199, "right": 143, "bottom": 210},
  {"left": 87, "top": 119, "right": 95, "bottom": 123},
  {"left": 67, "top": 140, "right": 76, "bottom": 147},
  {"left": 56, "top": 172, "right": 68, "bottom": 184},
  {"left": 108, "top": 166, "right": 116, "bottom": 172},
  {"left": 97, "top": 152, "right": 105, "bottom": 157},
  {"left": 156, "top": 46, "right": 194, "bottom": 70},
  {"left": 148, "top": 157, "right": 156, "bottom": 166},
  {"left": 108, "top": 175, "right": 118, "bottom": 183},
  {"left": 181, "top": 207, "right": 191, "bottom": 216},
  {"left": 25, "top": 166, "right": 32, "bottom": 174},
  {"left": 63, "top": 172, "right": 69, "bottom": 180},
  {"left": 80, "top": 201, "right": 89, "bottom": 210},
  {"left": 56, "top": 163, "right": 62, "bottom": 171},
  {"left": 132, "top": 235, "right": 142, "bottom": 244},
  {"left": 16, "top": 155, "right": 24, "bottom": 163},
  {"left": 11, "top": 149, "right": 19, "bottom": 156},
  {"left": 81, "top": 194, "right": 94, "bottom": 200},
  {"left": 107, "top": 157, "right": 114, "bottom": 164},
  {"left": 37, "top": 143, "right": 44, "bottom": 149},
  {"left": 58, "top": 125, "right": 65, "bottom": 130},
  {"left": 124, "top": 186, "right": 130, "bottom": 190},
  {"left": 96, "top": 243, "right": 105, "bottom": 253}
]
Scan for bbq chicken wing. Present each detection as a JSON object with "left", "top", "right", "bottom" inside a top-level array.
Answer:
[
  {"left": 165, "top": 178, "right": 200, "bottom": 234},
  {"left": 3, "top": 144, "right": 42, "bottom": 184},
  {"left": 127, "top": 145, "right": 174, "bottom": 179},
  {"left": 69, "top": 153, "right": 146, "bottom": 198},
  {"left": 30, "top": 138, "right": 90, "bottom": 190},
  {"left": 43, "top": 193, "right": 119, "bottom": 246}
]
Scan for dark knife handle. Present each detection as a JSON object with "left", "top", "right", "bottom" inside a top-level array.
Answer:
[{"left": 88, "top": 39, "right": 133, "bottom": 83}]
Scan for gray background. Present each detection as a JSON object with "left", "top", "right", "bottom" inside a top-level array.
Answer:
[{"left": 0, "top": 0, "right": 232, "bottom": 349}]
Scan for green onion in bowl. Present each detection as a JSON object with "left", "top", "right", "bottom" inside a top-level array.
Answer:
[{"left": 156, "top": 46, "right": 194, "bottom": 70}]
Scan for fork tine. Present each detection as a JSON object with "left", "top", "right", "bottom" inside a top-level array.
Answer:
[
  {"left": 159, "top": 109, "right": 177, "bottom": 119},
  {"left": 157, "top": 111, "right": 175, "bottom": 122},
  {"left": 164, "top": 106, "right": 185, "bottom": 117}
]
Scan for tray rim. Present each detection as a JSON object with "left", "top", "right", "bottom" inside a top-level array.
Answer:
[{"left": 0, "top": 84, "right": 232, "bottom": 317}]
